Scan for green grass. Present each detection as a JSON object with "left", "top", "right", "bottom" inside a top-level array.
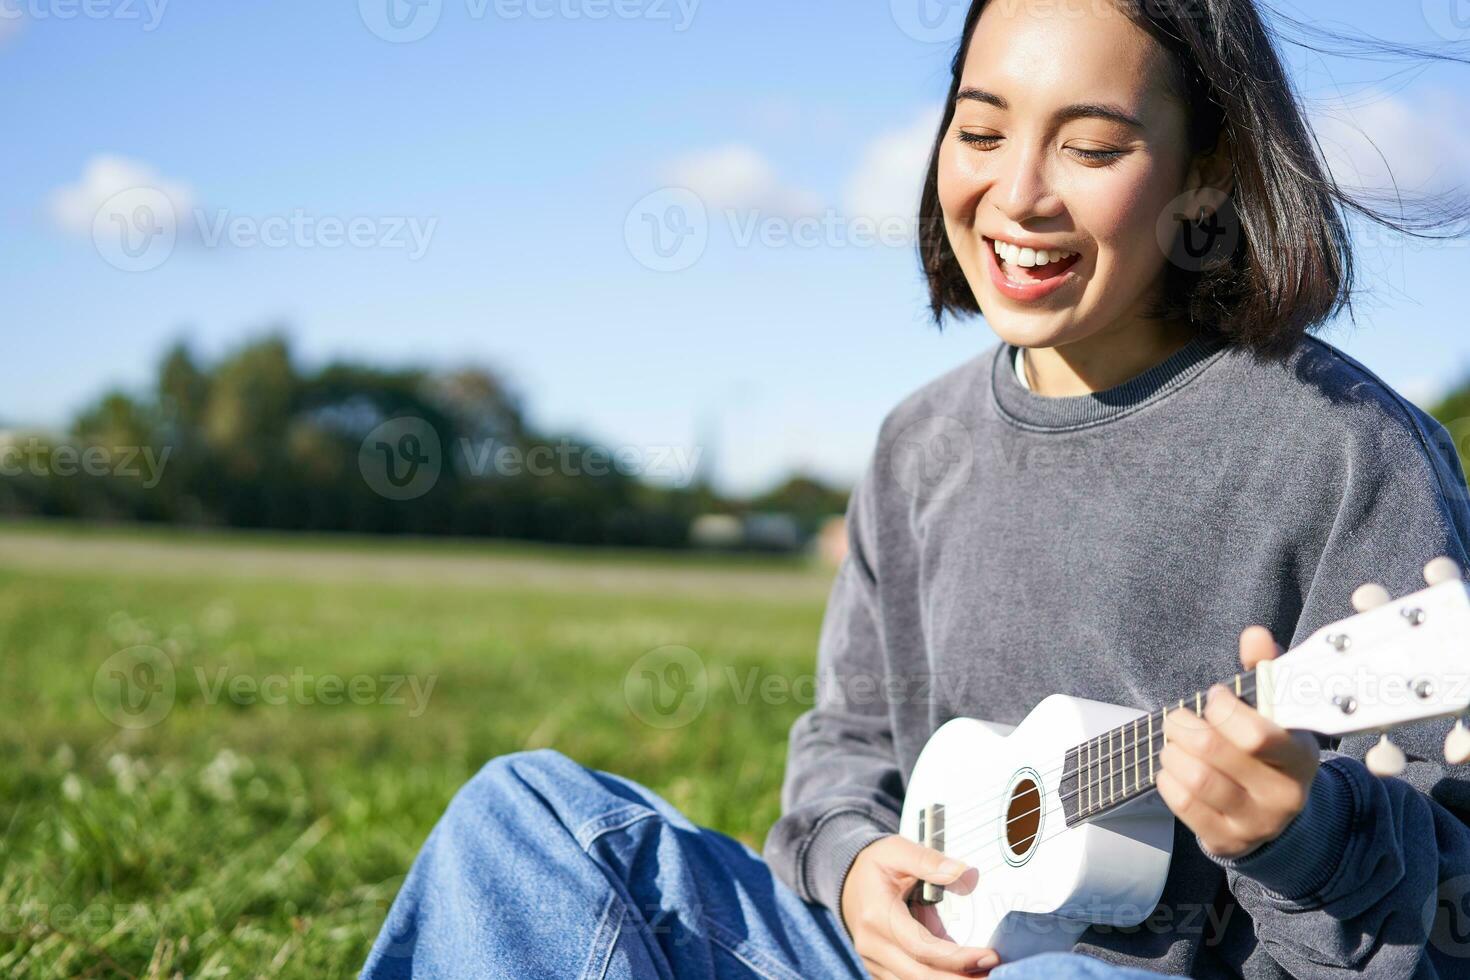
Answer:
[{"left": 0, "top": 525, "right": 835, "bottom": 978}]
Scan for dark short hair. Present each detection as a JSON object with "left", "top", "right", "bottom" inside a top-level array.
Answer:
[{"left": 917, "top": 0, "right": 1470, "bottom": 358}]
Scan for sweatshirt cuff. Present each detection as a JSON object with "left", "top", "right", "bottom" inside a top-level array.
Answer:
[
  {"left": 1201, "top": 758, "right": 1358, "bottom": 903},
  {"left": 801, "top": 809, "right": 896, "bottom": 933}
]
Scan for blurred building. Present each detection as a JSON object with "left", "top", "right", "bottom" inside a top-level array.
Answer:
[{"left": 689, "top": 511, "right": 804, "bottom": 553}]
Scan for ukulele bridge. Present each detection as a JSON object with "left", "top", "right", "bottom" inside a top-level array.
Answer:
[{"left": 916, "top": 803, "right": 946, "bottom": 905}]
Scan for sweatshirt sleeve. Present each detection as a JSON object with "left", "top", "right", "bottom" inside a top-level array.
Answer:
[
  {"left": 761, "top": 463, "right": 905, "bottom": 928},
  {"left": 1199, "top": 398, "right": 1470, "bottom": 977}
]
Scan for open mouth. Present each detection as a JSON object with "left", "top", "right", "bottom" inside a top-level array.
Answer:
[{"left": 986, "top": 236, "right": 1082, "bottom": 284}]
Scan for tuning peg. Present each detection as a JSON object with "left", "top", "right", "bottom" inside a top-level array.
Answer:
[
  {"left": 1351, "top": 583, "right": 1391, "bottom": 612},
  {"left": 1425, "top": 557, "right": 1463, "bottom": 586},
  {"left": 1446, "top": 719, "right": 1470, "bottom": 765},
  {"left": 1366, "top": 733, "right": 1406, "bottom": 776}
]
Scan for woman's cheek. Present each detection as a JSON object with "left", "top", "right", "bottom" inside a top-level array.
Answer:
[
  {"left": 936, "top": 145, "right": 971, "bottom": 227},
  {"left": 1077, "top": 172, "right": 1166, "bottom": 288}
]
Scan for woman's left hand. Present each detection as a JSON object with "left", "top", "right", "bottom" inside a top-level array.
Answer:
[{"left": 1157, "top": 625, "right": 1322, "bottom": 859}]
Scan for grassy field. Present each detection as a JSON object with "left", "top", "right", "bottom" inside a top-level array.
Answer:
[{"left": 0, "top": 522, "right": 837, "bottom": 978}]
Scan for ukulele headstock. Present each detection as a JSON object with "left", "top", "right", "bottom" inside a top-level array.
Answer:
[{"left": 1264, "top": 557, "right": 1470, "bottom": 772}]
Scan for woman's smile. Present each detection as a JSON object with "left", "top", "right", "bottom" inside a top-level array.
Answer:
[{"left": 983, "top": 234, "right": 1084, "bottom": 302}]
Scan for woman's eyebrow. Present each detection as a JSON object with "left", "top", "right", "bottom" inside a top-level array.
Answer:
[{"left": 955, "top": 87, "right": 1145, "bottom": 130}]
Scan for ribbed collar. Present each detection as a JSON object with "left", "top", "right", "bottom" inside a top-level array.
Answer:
[{"left": 991, "top": 332, "right": 1231, "bottom": 431}]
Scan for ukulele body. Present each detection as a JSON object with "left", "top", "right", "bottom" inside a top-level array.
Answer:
[{"left": 898, "top": 694, "right": 1175, "bottom": 962}]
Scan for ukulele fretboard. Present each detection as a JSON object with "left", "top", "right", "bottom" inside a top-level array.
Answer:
[{"left": 1058, "top": 671, "right": 1259, "bottom": 825}]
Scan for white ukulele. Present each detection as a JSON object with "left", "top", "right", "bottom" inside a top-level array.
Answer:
[{"left": 900, "top": 557, "right": 1470, "bottom": 961}]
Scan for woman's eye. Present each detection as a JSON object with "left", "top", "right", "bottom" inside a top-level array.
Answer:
[
  {"left": 956, "top": 132, "right": 1124, "bottom": 166},
  {"left": 957, "top": 132, "right": 1000, "bottom": 148},
  {"left": 1069, "top": 147, "right": 1125, "bottom": 165}
]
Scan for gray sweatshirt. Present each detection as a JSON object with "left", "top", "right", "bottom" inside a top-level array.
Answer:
[{"left": 763, "top": 332, "right": 1470, "bottom": 978}]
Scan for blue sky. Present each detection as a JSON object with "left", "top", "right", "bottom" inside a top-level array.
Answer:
[{"left": 4, "top": 0, "right": 1469, "bottom": 493}]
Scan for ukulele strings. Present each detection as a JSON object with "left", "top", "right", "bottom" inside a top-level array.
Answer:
[
  {"left": 937, "top": 795, "right": 1128, "bottom": 887},
  {"left": 927, "top": 678, "right": 1257, "bottom": 854},
  {"left": 938, "top": 768, "right": 1159, "bottom": 857},
  {"left": 932, "top": 722, "right": 1161, "bottom": 837},
  {"left": 922, "top": 712, "right": 1174, "bottom": 842},
  {"left": 939, "top": 667, "right": 1256, "bottom": 856},
  {"left": 924, "top": 675, "right": 1256, "bottom": 842}
]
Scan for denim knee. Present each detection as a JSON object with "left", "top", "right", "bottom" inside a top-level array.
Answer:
[
  {"left": 454, "top": 748, "right": 579, "bottom": 808},
  {"left": 472, "top": 748, "right": 576, "bottom": 784}
]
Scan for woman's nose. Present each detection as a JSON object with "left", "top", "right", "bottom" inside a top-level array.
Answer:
[{"left": 991, "top": 145, "right": 1063, "bottom": 223}]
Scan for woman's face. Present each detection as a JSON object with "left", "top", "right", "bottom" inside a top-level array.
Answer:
[{"left": 938, "top": 1, "right": 1200, "bottom": 349}]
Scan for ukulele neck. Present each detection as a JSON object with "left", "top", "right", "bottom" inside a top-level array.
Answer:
[{"left": 1059, "top": 671, "right": 1260, "bottom": 824}]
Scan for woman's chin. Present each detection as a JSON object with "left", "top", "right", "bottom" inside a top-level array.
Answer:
[{"left": 981, "top": 315, "right": 1090, "bottom": 351}]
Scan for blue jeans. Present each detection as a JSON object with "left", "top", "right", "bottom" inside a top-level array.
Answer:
[{"left": 361, "top": 749, "right": 1168, "bottom": 979}]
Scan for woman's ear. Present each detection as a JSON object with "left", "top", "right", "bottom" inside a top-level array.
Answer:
[{"left": 1189, "top": 131, "right": 1236, "bottom": 215}]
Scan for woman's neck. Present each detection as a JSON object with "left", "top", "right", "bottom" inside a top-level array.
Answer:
[{"left": 1021, "top": 319, "right": 1198, "bottom": 397}]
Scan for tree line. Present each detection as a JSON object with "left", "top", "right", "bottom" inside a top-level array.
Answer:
[{"left": 0, "top": 334, "right": 849, "bottom": 549}]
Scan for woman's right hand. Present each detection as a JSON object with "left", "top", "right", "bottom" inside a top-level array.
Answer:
[{"left": 839, "top": 835, "right": 1001, "bottom": 979}]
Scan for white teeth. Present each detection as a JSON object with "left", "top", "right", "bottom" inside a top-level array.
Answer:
[{"left": 991, "top": 238, "right": 1078, "bottom": 267}]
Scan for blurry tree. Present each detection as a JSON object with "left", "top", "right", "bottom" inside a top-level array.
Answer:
[
  {"left": 1430, "top": 380, "right": 1470, "bottom": 488},
  {"left": 747, "top": 474, "right": 849, "bottom": 535},
  {"left": 0, "top": 329, "right": 841, "bottom": 550}
]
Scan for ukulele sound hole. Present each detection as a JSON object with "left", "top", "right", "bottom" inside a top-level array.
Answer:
[{"left": 1005, "top": 777, "right": 1042, "bottom": 859}]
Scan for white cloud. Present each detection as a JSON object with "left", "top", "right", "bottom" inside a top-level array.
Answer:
[
  {"left": 661, "top": 144, "right": 821, "bottom": 217},
  {"left": 1311, "top": 87, "right": 1470, "bottom": 196},
  {"left": 49, "top": 155, "right": 196, "bottom": 236},
  {"left": 841, "top": 108, "right": 943, "bottom": 237}
]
